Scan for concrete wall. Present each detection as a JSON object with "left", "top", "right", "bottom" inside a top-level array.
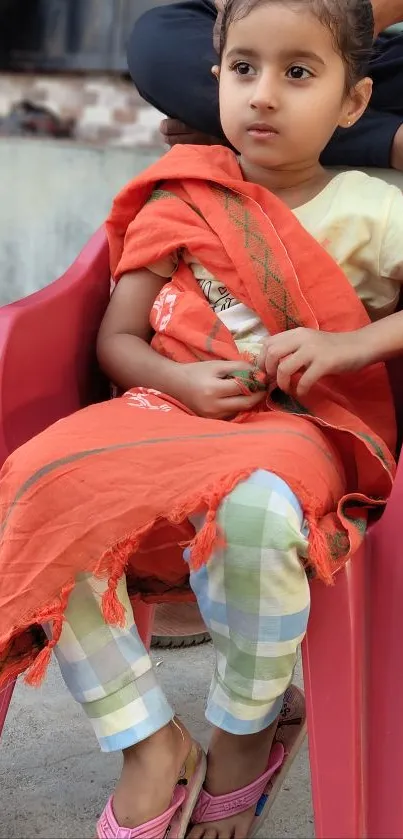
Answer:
[
  {"left": 0, "top": 138, "right": 159, "bottom": 305},
  {"left": 1, "top": 138, "right": 402, "bottom": 308}
]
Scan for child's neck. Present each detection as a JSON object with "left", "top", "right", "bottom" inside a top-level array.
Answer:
[{"left": 239, "top": 158, "right": 331, "bottom": 209}]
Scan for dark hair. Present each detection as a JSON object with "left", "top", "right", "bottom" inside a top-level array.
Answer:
[{"left": 218, "top": 0, "right": 374, "bottom": 87}]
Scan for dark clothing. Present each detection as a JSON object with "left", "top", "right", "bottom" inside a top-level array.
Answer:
[{"left": 127, "top": 0, "right": 403, "bottom": 168}]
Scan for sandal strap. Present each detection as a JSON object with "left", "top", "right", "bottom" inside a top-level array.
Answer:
[
  {"left": 97, "top": 786, "right": 186, "bottom": 839},
  {"left": 192, "top": 741, "right": 284, "bottom": 824}
]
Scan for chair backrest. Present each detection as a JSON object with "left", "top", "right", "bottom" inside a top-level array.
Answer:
[{"left": 0, "top": 227, "right": 110, "bottom": 465}]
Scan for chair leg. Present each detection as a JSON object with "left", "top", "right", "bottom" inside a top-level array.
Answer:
[
  {"left": 302, "top": 545, "right": 368, "bottom": 839},
  {"left": 0, "top": 679, "right": 16, "bottom": 739},
  {"left": 132, "top": 599, "right": 156, "bottom": 650}
]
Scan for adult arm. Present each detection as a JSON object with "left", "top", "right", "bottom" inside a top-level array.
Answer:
[{"left": 321, "top": 110, "right": 403, "bottom": 170}]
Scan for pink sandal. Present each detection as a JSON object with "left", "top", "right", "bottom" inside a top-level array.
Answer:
[
  {"left": 97, "top": 741, "right": 206, "bottom": 839},
  {"left": 192, "top": 684, "right": 306, "bottom": 837},
  {"left": 192, "top": 741, "right": 285, "bottom": 827}
]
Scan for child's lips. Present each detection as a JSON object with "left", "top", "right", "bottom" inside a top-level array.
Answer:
[{"left": 246, "top": 122, "right": 279, "bottom": 139}]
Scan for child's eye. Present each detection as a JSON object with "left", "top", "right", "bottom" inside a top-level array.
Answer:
[
  {"left": 231, "top": 61, "right": 256, "bottom": 76},
  {"left": 286, "top": 65, "right": 313, "bottom": 80}
]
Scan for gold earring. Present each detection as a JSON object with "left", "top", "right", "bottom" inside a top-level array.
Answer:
[{"left": 347, "top": 119, "right": 352, "bottom": 126}]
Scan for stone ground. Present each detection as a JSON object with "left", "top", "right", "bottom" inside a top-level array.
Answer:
[{"left": 0, "top": 645, "right": 314, "bottom": 838}]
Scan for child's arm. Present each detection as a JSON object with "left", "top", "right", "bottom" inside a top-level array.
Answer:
[
  {"left": 261, "top": 310, "right": 403, "bottom": 398},
  {"left": 263, "top": 183, "right": 403, "bottom": 398},
  {"left": 97, "top": 269, "right": 181, "bottom": 394},
  {"left": 97, "top": 270, "right": 264, "bottom": 418},
  {"left": 358, "top": 308, "right": 403, "bottom": 364}
]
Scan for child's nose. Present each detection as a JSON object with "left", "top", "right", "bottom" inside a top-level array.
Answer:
[{"left": 249, "top": 72, "right": 279, "bottom": 110}]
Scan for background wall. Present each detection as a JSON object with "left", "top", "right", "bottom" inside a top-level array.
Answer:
[
  {"left": 1, "top": 136, "right": 402, "bottom": 308},
  {"left": 0, "top": 138, "right": 159, "bottom": 305}
]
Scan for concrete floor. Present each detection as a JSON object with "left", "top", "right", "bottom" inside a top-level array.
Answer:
[{"left": 0, "top": 645, "right": 314, "bottom": 838}]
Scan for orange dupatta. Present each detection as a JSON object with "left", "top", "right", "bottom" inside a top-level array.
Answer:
[{"left": 0, "top": 145, "right": 396, "bottom": 687}]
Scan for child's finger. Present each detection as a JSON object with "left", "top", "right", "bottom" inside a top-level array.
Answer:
[
  {"left": 296, "top": 361, "right": 324, "bottom": 396},
  {"left": 217, "top": 376, "right": 251, "bottom": 396},
  {"left": 265, "top": 337, "right": 300, "bottom": 377},
  {"left": 217, "top": 360, "right": 253, "bottom": 377},
  {"left": 257, "top": 340, "right": 269, "bottom": 370},
  {"left": 218, "top": 391, "right": 265, "bottom": 415},
  {"left": 265, "top": 348, "right": 282, "bottom": 378},
  {"left": 215, "top": 361, "right": 257, "bottom": 395},
  {"left": 276, "top": 350, "right": 306, "bottom": 392}
]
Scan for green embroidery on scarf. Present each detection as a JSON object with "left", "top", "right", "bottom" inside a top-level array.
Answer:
[
  {"left": 326, "top": 504, "right": 367, "bottom": 565},
  {"left": 343, "top": 511, "right": 367, "bottom": 536},
  {"left": 327, "top": 530, "right": 350, "bottom": 563},
  {"left": 211, "top": 185, "right": 301, "bottom": 332},
  {"left": 270, "top": 388, "right": 311, "bottom": 415},
  {"left": 147, "top": 188, "right": 205, "bottom": 219},
  {"left": 354, "top": 431, "right": 389, "bottom": 466},
  {"left": 147, "top": 188, "right": 178, "bottom": 204},
  {"left": 232, "top": 368, "right": 267, "bottom": 393}
]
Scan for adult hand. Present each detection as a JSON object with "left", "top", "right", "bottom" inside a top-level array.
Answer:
[
  {"left": 173, "top": 360, "right": 265, "bottom": 419},
  {"left": 372, "top": 0, "right": 403, "bottom": 34},
  {"left": 160, "top": 119, "right": 221, "bottom": 148},
  {"left": 263, "top": 328, "right": 369, "bottom": 397},
  {"left": 160, "top": 0, "right": 227, "bottom": 148},
  {"left": 213, "top": 0, "right": 227, "bottom": 51}
]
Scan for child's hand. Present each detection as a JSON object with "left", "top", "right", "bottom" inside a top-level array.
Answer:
[
  {"left": 263, "top": 328, "right": 369, "bottom": 397},
  {"left": 174, "top": 360, "right": 265, "bottom": 419}
]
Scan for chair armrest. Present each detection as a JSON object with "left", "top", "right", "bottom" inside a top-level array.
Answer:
[
  {"left": 0, "top": 227, "right": 110, "bottom": 465},
  {"left": 373, "top": 445, "right": 403, "bottom": 536},
  {"left": 378, "top": 353, "right": 403, "bottom": 528}
]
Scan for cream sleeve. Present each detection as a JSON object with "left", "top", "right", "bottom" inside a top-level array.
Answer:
[
  {"left": 146, "top": 252, "right": 179, "bottom": 278},
  {"left": 379, "top": 188, "right": 403, "bottom": 284}
]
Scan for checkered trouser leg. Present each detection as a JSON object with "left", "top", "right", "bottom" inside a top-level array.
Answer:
[
  {"left": 48, "top": 573, "right": 174, "bottom": 753},
  {"left": 51, "top": 469, "right": 308, "bottom": 750},
  {"left": 188, "top": 469, "right": 310, "bottom": 734}
]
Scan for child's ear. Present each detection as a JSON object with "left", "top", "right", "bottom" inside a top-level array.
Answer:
[
  {"left": 339, "top": 76, "right": 372, "bottom": 129},
  {"left": 212, "top": 65, "right": 220, "bottom": 80}
]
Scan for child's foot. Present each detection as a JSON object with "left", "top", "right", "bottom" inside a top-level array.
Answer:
[
  {"left": 113, "top": 718, "right": 192, "bottom": 829},
  {"left": 189, "top": 685, "right": 306, "bottom": 839},
  {"left": 188, "top": 722, "right": 278, "bottom": 839}
]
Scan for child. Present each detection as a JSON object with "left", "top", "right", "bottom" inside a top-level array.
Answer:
[{"left": 1, "top": 0, "right": 403, "bottom": 837}]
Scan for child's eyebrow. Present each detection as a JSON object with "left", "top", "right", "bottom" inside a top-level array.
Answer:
[
  {"left": 279, "top": 49, "right": 326, "bottom": 66},
  {"left": 226, "top": 47, "right": 260, "bottom": 60},
  {"left": 226, "top": 46, "right": 326, "bottom": 66}
]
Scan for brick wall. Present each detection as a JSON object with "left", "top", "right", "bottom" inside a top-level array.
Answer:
[{"left": 0, "top": 72, "right": 165, "bottom": 148}]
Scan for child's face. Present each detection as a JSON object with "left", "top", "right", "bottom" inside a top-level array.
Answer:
[{"left": 217, "top": 2, "right": 371, "bottom": 173}]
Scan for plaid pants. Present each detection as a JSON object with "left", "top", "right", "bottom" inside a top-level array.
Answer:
[{"left": 52, "top": 470, "right": 310, "bottom": 752}]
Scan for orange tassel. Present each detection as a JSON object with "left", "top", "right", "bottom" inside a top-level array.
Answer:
[
  {"left": 190, "top": 519, "right": 218, "bottom": 571},
  {"left": 305, "top": 514, "right": 333, "bottom": 585},
  {"left": 102, "top": 584, "right": 126, "bottom": 627},
  {"left": 25, "top": 643, "right": 53, "bottom": 687}
]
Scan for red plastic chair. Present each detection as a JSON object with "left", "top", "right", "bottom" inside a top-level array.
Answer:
[{"left": 1, "top": 227, "right": 403, "bottom": 839}]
